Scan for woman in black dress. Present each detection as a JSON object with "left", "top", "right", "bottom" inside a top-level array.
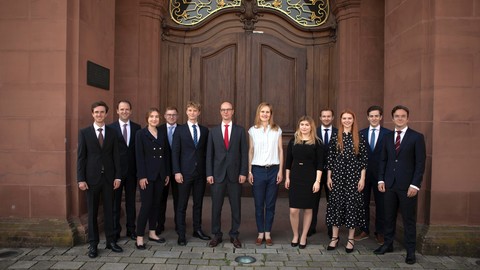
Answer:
[
  {"left": 326, "top": 109, "right": 367, "bottom": 253},
  {"left": 285, "top": 116, "right": 324, "bottom": 249}
]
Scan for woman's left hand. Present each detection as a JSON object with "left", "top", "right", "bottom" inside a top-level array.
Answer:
[
  {"left": 276, "top": 171, "right": 283, "bottom": 184},
  {"left": 312, "top": 181, "right": 320, "bottom": 193},
  {"left": 357, "top": 178, "right": 365, "bottom": 192}
]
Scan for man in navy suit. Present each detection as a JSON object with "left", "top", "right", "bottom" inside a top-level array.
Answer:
[
  {"left": 77, "top": 101, "right": 123, "bottom": 258},
  {"left": 108, "top": 100, "right": 141, "bottom": 241},
  {"left": 206, "top": 102, "right": 248, "bottom": 248},
  {"left": 356, "top": 105, "right": 392, "bottom": 244},
  {"left": 309, "top": 108, "right": 337, "bottom": 238},
  {"left": 172, "top": 101, "right": 211, "bottom": 245},
  {"left": 374, "top": 105, "right": 426, "bottom": 265}
]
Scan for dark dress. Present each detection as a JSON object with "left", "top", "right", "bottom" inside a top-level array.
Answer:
[
  {"left": 326, "top": 132, "right": 368, "bottom": 229},
  {"left": 285, "top": 138, "right": 325, "bottom": 209}
]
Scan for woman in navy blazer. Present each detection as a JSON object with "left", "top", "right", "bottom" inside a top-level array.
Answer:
[{"left": 134, "top": 108, "right": 171, "bottom": 249}]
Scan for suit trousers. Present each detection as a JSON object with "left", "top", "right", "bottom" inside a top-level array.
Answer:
[
  {"left": 157, "top": 174, "right": 179, "bottom": 233},
  {"left": 310, "top": 171, "right": 330, "bottom": 231},
  {"left": 383, "top": 185, "right": 418, "bottom": 253},
  {"left": 136, "top": 177, "right": 164, "bottom": 237},
  {"left": 176, "top": 170, "right": 206, "bottom": 236},
  {"left": 361, "top": 174, "right": 385, "bottom": 234},
  {"left": 113, "top": 174, "right": 137, "bottom": 237},
  {"left": 252, "top": 165, "right": 279, "bottom": 233},
  {"left": 210, "top": 174, "right": 242, "bottom": 238},
  {"left": 86, "top": 174, "right": 115, "bottom": 245}
]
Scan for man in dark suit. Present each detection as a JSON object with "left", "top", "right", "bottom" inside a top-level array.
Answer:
[
  {"left": 108, "top": 100, "right": 141, "bottom": 241},
  {"left": 206, "top": 102, "right": 248, "bottom": 248},
  {"left": 156, "top": 106, "right": 180, "bottom": 234},
  {"left": 374, "top": 105, "right": 426, "bottom": 265},
  {"left": 172, "top": 101, "right": 211, "bottom": 245},
  {"left": 77, "top": 101, "right": 123, "bottom": 258},
  {"left": 356, "top": 105, "right": 392, "bottom": 244},
  {"left": 310, "top": 108, "right": 337, "bottom": 238}
]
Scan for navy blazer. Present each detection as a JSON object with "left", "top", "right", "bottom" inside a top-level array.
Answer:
[
  {"left": 378, "top": 128, "right": 426, "bottom": 189},
  {"left": 206, "top": 123, "right": 248, "bottom": 182},
  {"left": 135, "top": 127, "right": 171, "bottom": 182},
  {"left": 171, "top": 123, "right": 209, "bottom": 178},
  {"left": 316, "top": 126, "right": 338, "bottom": 168},
  {"left": 108, "top": 120, "right": 141, "bottom": 178},
  {"left": 360, "top": 126, "right": 392, "bottom": 181},
  {"left": 77, "top": 125, "right": 121, "bottom": 185}
]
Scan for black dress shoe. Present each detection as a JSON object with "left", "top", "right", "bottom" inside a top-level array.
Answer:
[
  {"left": 178, "top": 236, "right": 187, "bottom": 246},
  {"left": 230, "top": 237, "right": 242, "bottom": 248},
  {"left": 291, "top": 242, "right": 299, "bottom": 247},
  {"left": 307, "top": 228, "right": 316, "bottom": 237},
  {"left": 299, "top": 239, "right": 307, "bottom": 249},
  {"left": 193, "top": 230, "right": 211, "bottom": 240},
  {"left": 148, "top": 236, "right": 166, "bottom": 243},
  {"left": 135, "top": 243, "right": 146, "bottom": 250},
  {"left": 127, "top": 231, "right": 137, "bottom": 240},
  {"left": 373, "top": 244, "right": 393, "bottom": 255},
  {"left": 106, "top": 242, "right": 123, "bottom": 253},
  {"left": 209, "top": 237, "right": 223, "bottom": 247},
  {"left": 405, "top": 253, "right": 416, "bottom": 264},
  {"left": 88, "top": 245, "right": 98, "bottom": 258}
]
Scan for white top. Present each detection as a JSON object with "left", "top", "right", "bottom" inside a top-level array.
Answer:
[
  {"left": 221, "top": 121, "right": 232, "bottom": 141},
  {"left": 119, "top": 120, "right": 131, "bottom": 146},
  {"left": 248, "top": 125, "right": 282, "bottom": 166}
]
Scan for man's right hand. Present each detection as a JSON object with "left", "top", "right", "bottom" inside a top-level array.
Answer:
[
  {"left": 78, "top": 181, "right": 88, "bottom": 191},
  {"left": 175, "top": 173, "right": 183, "bottom": 184},
  {"left": 378, "top": 182, "right": 386, "bottom": 192}
]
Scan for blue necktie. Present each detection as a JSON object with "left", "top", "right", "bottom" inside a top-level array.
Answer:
[
  {"left": 192, "top": 124, "right": 198, "bottom": 147},
  {"left": 370, "top": 128, "right": 376, "bottom": 151},
  {"left": 324, "top": 128, "right": 329, "bottom": 146},
  {"left": 168, "top": 126, "right": 174, "bottom": 147}
]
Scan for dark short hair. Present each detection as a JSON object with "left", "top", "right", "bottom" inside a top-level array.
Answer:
[
  {"left": 320, "top": 108, "right": 335, "bottom": 117},
  {"left": 367, "top": 105, "right": 383, "bottom": 116},
  {"left": 391, "top": 105, "right": 409, "bottom": 117},
  {"left": 117, "top": 100, "right": 132, "bottom": 109},
  {"left": 91, "top": 101, "right": 109, "bottom": 113},
  {"left": 145, "top": 107, "right": 160, "bottom": 123},
  {"left": 165, "top": 106, "right": 178, "bottom": 113}
]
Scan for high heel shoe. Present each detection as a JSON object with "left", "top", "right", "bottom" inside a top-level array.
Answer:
[
  {"left": 327, "top": 237, "right": 339, "bottom": 250},
  {"left": 291, "top": 241, "right": 299, "bottom": 247},
  {"left": 345, "top": 238, "right": 355, "bottom": 253},
  {"left": 299, "top": 239, "right": 307, "bottom": 249}
]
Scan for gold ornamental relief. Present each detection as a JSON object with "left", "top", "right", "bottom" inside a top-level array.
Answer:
[
  {"left": 257, "top": 0, "right": 329, "bottom": 27},
  {"left": 170, "top": 0, "right": 241, "bottom": 25}
]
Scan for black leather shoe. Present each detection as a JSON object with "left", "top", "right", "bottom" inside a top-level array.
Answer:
[
  {"left": 405, "top": 253, "right": 416, "bottom": 264},
  {"left": 105, "top": 242, "right": 123, "bottom": 253},
  {"left": 374, "top": 244, "right": 393, "bottom": 255},
  {"left": 178, "top": 236, "right": 187, "bottom": 246},
  {"left": 148, "top": 236, "right": 166, "bottom": 243},
  {"left": 307, "top": 228, "right": 316, "bottom": 237},
  {"left": 135, "top": 243, "right": 146, "bottom": 250},
  {"left": 127, "top": 231, "right": 137, "bottom": 240},
  {"left": 193, "top": 230, "right": 211, "bottom": 240},
  {"left": 230, "top": 237, "right": 242, "bottom": 248},
  {"left": 88, "top": 245, "right": 98, "bottom": 258},
  {"left": 209, "top": 237, "right": 223, "bottom": 247}
]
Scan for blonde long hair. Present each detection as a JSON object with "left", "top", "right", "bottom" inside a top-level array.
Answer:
[
  {"left": 337, "top": 109, "right": 360, "bottom": 155},
  {"left": 253, "top": 102, "right": 279, "bottom": 130},
  {"left": 294, "top": 116, "right": 319, "bottom": 145}
]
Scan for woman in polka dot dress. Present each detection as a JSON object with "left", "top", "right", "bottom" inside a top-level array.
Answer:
[{"left": 325, "top": 109, "right": 367, "bottom": 253}]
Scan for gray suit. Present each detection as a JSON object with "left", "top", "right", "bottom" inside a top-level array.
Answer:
[{"left": 206, "top": 123, "right": 248, "bottom": 238}]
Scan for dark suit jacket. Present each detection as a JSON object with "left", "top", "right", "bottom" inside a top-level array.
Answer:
[
  {"left": 77, "top": 125, "right": 121, "bottom": 184},
  {"left": 171, "top": 123, "right": 209, "bottom": 178},
  {"left": 360, "top": 126, "right": 392, "bottom": 181},
  {"left": 135, "top": 127, "right": 171, "bottom": 182},
  {"left": 379, "top": 128, "right": 426, "bottom": 190},
  {"left": 316, "top": 126, "right": 338, "bottom": 168},
  {"left": 206, "top": 123, "right": 248, "bottom": 182},
  {"left": 108, "top": 120, "right": 141, "bottom": 178}
]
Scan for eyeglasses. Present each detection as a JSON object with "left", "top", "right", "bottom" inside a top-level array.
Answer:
[
  {"left": 220, "top": 108, "right": 233, "bottom": 112},
  {"left": 165, "top": 114, "right": 178, "bottom": 117}
]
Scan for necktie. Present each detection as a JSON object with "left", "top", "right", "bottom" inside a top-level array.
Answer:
[
  {"left": 395, "top": 130, "right": 402, "bottom": 154},
  {"left": 98, "top": 128, "right": 104, "bottom": 147},
  {"left": 192, "top": 124, "right": 198, "bottom": 147},
  {"left": 224, "top": 124, "right": 229, "bottom": 149},
  {"left": 324, "top": 128, "right": 329, "bottom": 146},
  {"left": 122, "top": 124, "right": 128, "bottom": 145},
  {"left": 370, "top": 128, "right": 376, "bottom": 151},
  {"left": 168, "top": 126, "right": 174, "bottom": 147}
]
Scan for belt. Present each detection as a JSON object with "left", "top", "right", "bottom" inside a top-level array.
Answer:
[{"left": 253, "top": 164, "right": 279, "bottom": 169}]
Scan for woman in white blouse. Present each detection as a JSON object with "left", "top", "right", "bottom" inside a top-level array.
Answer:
[{"left": 248, "top": 102, "right": 283, "bottom": 246}]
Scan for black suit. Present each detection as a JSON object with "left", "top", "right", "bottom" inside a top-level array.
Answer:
[
  {"left": 108, "top": 120, "right": 141, "bottom": 238},
  {"left": 77, "top": 125, "right": 121, "bottom": 245},
  {"left": 206, "top": 123, "right": 248, "bottom": 238},
  {"left": 310, "top": 126, "right": 338, "bottom": 233},
  {"left": 157, "top": 123, "right": 180, "bottom": 233},
  {"left": 172, "top": 123, "right": 209, "bottom": 237},
  {"left": 379, "top": 127, "right": 426, "bottom": 254},
  {"left": 135, "top": 127, "right": 171, "bottom": 236},
  {"left": 359, "top": 126, "right": 392, "bottom": 235}
]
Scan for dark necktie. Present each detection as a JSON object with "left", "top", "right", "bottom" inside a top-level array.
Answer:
[
  {"left": 98, "top": 128, "right": 104, "bottom": 147},
  {"left": 324, "top": 128, "right": 329, "bottom": 146},
  {"left": 370, "top": 128, "right": 376, "bottom": 151},
  {"left": 122, "top": 124, "right": 128, "bottom": 145},
  {"left": 395, "top": 130, "right": 402, "bottom": 154},
  {"left": 224, "top": 124, "right": 229, "bottom": 149},
  {"left": 168, "top": 126, "right": 174, "bottom": 147},
  {"left": 192, "top": 124, "right": 198, "bottom": 147}
]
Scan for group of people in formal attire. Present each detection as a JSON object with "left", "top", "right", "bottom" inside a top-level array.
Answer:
[{"left": 77, "top": 100, "right": 425, "bottom": 265}]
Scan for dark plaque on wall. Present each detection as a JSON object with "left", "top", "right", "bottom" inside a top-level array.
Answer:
[{"left": 87, "top": 61, "right": 110, "bottom": 90}]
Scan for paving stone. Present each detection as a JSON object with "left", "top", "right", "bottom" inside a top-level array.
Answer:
[
  {"left": 306, "top": 260, "right": 334, "bottom": 267},
  {"left": 29, "top": 261, "right": 56, "bottom": 270},
  {"left": 32, "top": 256, "right": 53, "bottom": 261},
  {"left": 152, "top": 264, "right": 178, "bottom": 270},
  {"left": 153, "top": 251, "right": 181, "bottom": 258},
  {"left": 197, "top": 266, "right": 221, "bottom": 270},
  {"left": 51, "top": 255, "right": 76, "bottom": 261},
  {"left": 50, "top": 261, "right": 84, "bottom": 269},
  {"left": 165, "top": 258, "right": 190, "bottom": 264},
  {"left": 7, "top": 261, "right": 36, "bottom": 269},
  {"left": 202, "top": 253, "right": 225, "bottom": 260},
  {"left": 124, "top": 263, "right": 153, "bottom": 270},
  {"left": 256, "top": 249, "right": 278, "bottom": 254},
  {"left": 287, "top": 253, "right": 312, "bottom": 261},
  {"left": 142, "top": 258, "right": 167, "bottom": 264},
  {"left": 80, "top": 262, "right": 104, "bottom": 270},
  {"left": 264, "top": 253, "right": 288, "bottom": 261},
  {"left": 98, "top": 262, "right": 128, "bottom": 270},
  {"left": 118, "top": 257, "right": 143, "bottom": 263},
  {"left": 27, "top": 249, "right": 51, "bottom": 256},
  {"left": 189, "top": 259, "right": 209, "bottom": 265},
  {"left": 16, "top": 255, "right": 35, "bottom": 261},
  {"left": 0, "top": 260, "right": 16, "bottom": 270},
  {"left": 45, "top": 248, "right": 69, "bottom": 256},
  {"left": 180, "top": 252, "right": 202, "bottom": 259},
  {"left": 96, "top": 256, "right": 121, "bottom": 263},
  {"left": 284, "top": 260, "right": 309, "bottom": 267},
  {"left": 176, "top": 265, "right": 197, "bottom": 270}
]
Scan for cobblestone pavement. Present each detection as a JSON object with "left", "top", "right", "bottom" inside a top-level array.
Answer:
[{"left": 1, "top": 198, "right": 479, "bottom": 269}]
